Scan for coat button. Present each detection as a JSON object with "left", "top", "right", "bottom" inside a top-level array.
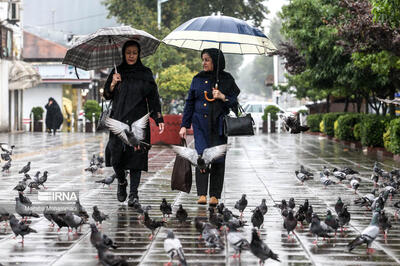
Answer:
[
  {"left": 203, "top": 103, "right": 207, "bottom": 107},
  {"left": 204, "top": 114, "right": 207, "bottom": 118}
]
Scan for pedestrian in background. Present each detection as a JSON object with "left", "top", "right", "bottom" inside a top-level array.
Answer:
[
  {"left": 103, "top": 40, "right": 164, "bottom": 206},
  {"left": 179, "top": 48, "right": 240, "bottom": 206},
  {"left": 45, "top": 97, "right": 63, "bottom": 135}
]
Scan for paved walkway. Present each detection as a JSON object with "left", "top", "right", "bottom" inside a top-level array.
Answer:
[{"left": 0, "top": 132, "right": 399, "bottom": 265}]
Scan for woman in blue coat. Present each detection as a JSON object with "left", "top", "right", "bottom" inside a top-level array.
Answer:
[{"left": 179, "top": 48, "right": 240, "bottom": 206}]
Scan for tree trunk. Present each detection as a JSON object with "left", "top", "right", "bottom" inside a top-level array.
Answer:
[
  {"left": 326, "top": 94, "right": 330, "bottom": 113},
  {"left": 344, "top": 97, "right": 349, "bottom": 112},
  {"left": 365, "top": 97, "right": 369, "bottom": 114}
]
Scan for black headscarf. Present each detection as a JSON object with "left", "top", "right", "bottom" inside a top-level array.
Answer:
[{"left": 118, "top": 40, "right": 145, "bottom": 72}]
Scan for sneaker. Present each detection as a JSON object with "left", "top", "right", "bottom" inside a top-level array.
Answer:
[
  {"left": 117, "top": 179, "right": 128, "bottom": 202},
  {"left": 197, "top": 195, "right": 207, "bottom": 205},
  {"left": 128, "top": 194, "right": 138, "bottom": 207},
  {"left": 209, "top": 196, "right": 218, "bottom": 206}
]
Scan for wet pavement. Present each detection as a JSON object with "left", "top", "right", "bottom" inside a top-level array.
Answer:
[{"left": 0, "top": 131, "right": 399, "bottom": 265}]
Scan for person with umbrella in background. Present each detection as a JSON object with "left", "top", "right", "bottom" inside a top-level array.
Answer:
[
  {"left": 45, "top": 97, "right": 63, "bottom": 135},
  {"left": 179, "top": 48, "right": 240, "bottom": 206},
  {"left": 103, "top": 40, "right": 165, "bottom": 206}
]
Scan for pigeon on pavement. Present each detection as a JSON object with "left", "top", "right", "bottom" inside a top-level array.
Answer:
[
  {"left": 144, "top": 211, "right": 166, "bottom": 240},
  {"left": 349, "top": 176, "right": 360, "bottom": 193},
  {"left": 325, "top": 210, "right": 340, "bottom": 236},
  {"left": 258, "top": 199, "right": 268, "bottom": 215},
  {"left": 18, "top": 192, "right": 32, "bottom": 207},
  {"left": 310, "top": 213, "right": 333, "bottom": 244},
  {"left": 15, "top": 197, "right": 39, "bottom": 220},
  {"left": 176, "top": 204, "right": 188, "bottom": 223},
  {"left": 250, "top": 228, "right": 280, "bottom": 264},
  {"left": 95, "top": 173, "right": 116, "bottom": 189},
  {"left": 378, "top": 210, "right": 392, "bottom": 239},
  {"left": 202, "top": 223, "right": 224, "bottom": 253},
  {"left": 1, "top": 159, "right": 11, "bottom": 173},
  {"left": 64, "top": 211, "right": 86, "bottom": 234},
  {"left": 43, "top": 205, "right": 55, "bottom": 227},
  {"left": 226, "top": 223, "right": 250, "bottom": 259},
  {"left": 38, "top": 171, "right": 48, "bottom": 189},
  {"left": 92, "top": 206, "right": 109, "bottom": 226},
  {"left": 300, "top": 165, "right": 314, "bottom": 177},
  {"left": 335, "top": 197, "right": 344, "bottom": 214},
  {"left": 163, "top": 230, "right": 187, "bottom": 266},
  {"left": 279, "top": 113, "right": 309, "bottom": 134},
  {"left": 348, "top": 211, "right": 380, "bottom": 254},
  {"left": 332, "top": 168, "right": 347, "bottom": 183},
  {"left": 234, "top": 194, "right": 248, "bottom": 217},
  {"left": 284, "top": 210, "right": 297, "bottom": 240},
  {"left": 9, "top": 214, "right": 37, "bottom": 245},
  {"left": 295, "top": 170, "right": 307, "bottom": 184},
  {"left": 49, "top": 211, "right": 69, "bottom": 232},
  {"left": 97, "top": 242, "right": 128, "bottom": 266},
  {"left": 338, "top": 205, "right": 351, "bottom": 233},
  {"left": 320, "top": 172, "right": 336, "bottom": 188},
  {"left": 90, "top": 223, "right": 118, "bottom": 249},
  {"left": 160, "top": 198, "right": 172, "bottom": 221},
  {"left": 251, "top": 207, "right": 264, "bottom": 229},
  {"left": 18, "top": 162, "right": 31, "bottom": 174}
]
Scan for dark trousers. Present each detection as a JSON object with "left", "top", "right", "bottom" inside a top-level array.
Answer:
[
  {"left": 195, "top": 161, "right": 225, "bottom": 199},
  {"left": 113, "top": 166, "right": 141, "bottom": 197}
]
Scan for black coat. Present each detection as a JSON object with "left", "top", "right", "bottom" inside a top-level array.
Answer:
[
  {"left": 45, "top": 100, "right": 63, "bottom": 130},
  {"left": 103, "top": 66, "right": 163, "bottom": 171}
]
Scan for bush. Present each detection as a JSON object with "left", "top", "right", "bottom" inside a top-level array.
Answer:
[
  {"left": 383, "top": 127, "right": 391, "bottom": 152},
  {"left": 262, "top": 105, "right": 281, "bottom": 122},
  {"left": 320, "top": 120, "right": 324, "bottom": 133},
  {"left": 83, "top": 100, "right": 101, "bottom": 122},
  {"left": 360, "top": 114, "right": 392, "bottom": 147},
  {"left": 334, "top": 113, "right": 362, "bottom": 141},
  {"left": 31, "top": 106, "right": 44, "bottom": 121},
  {"left": 307, "top": 114, "right": 323, "bottom": 132},
  {"left": 387, "top": 118, "right": 400, "bottom": 154},
  {"left": 353, "top": 123, "right": 361, "bottom": 141},
  {"left": 322, "top": 112, "right": 344, "bottom": 136}
]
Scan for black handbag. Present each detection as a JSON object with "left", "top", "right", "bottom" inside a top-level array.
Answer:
[
  {"left": 97, "top": 98, "right": 112, "bottom": 131},
  {"left": 171, "top": 138, "right": 192, "bottom": 193},
  {"left": 223, "top": 104, "right": 255, "bottom": 136}
]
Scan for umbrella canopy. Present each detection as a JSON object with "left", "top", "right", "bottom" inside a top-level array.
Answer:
[
  {"left": 163, "top": 15, "right": 276, "bottom": 54},
  {"left": 62, "top": 26, "right": 161, "bottom": 71}
]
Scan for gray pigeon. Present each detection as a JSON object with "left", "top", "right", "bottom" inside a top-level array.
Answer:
[
  {"left": 18, "top": 161, "right": 31, "bottom": 174},
  {"left": 310, "top": 213, "right": 333, "bottom": 244},
  {"left": 1, "top": 159, "right": 11, "bottom": 173},
  {"left": 202, "top": 223, "right": 224, "bottom": 253},
  {"left": 295, "top": 170, "right": 307, "bottom": 184},
  {"left": 234, "top": 194, "right": 248, "bottom": 217},
  {"left": 97, "top": 242, "right": 128, "bottom": 266},
  {"left": 38, "top": 171, "right": 48, "bottom": 189},
  {"left": 18, "top": 192, "right": 32, "bottom": 207},
  {"left": 251, "top": 207, "right": 264, "bottom": 229},
  {"left": 0, "top": 206, "right": 10, "bottom": 226},
  {"left": 320, "top": 172, "right": 335, "bottom": 188},
  {"left": 284, "top": 210, "right": 297, "bottom": 240},
  {"left": 43, "top": 205, "right": 55, "bottom": 227},
  {"left": 64, "top": 211, "right": 86, "bottom": 234},
  {"left": 349, "top": 177, "right": 360, "bottom": 193},
  {"left": 15, "top": 197, "right": 39, "bottom": 220},
  {"left": 9, "top": 214, "right": 37, "bottom": 245},
  {"left": 160, "top": 198, "right": 172, "bottom": 221},
  {"left": 226, "top": 223, "right": 250, "bottom": 259},
  {"left": 258, "top": 199, "right": 268, "bottom": 215},
  {"left": 13, "top": 176, "right": 29, "bottom": 193},
  {"left": 90, "top": 223, "right": 117, "bottom": 249},
  {"left": 164, "top": 230, "right": 187, "bottom": 266},
  {"left": 92, "top": 205, "right": 109, "bottom": 226},
  {"left": 250, "top": 228, "right": 280, "bottom": 264},
  {"left": 95, "top": 173, "right": 116, "bottom": 189},
  {"left": 348, "top": 211, "right": 380, "bottom": 254}
]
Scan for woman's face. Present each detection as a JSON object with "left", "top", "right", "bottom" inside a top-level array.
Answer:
[
  {"left": 202, "top": 53, "right": 214, "bottom": 72},
  {"left": 125, "top": 45, "right": 139, "bottom": 65}
]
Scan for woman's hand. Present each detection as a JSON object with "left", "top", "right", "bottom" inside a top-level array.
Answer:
[
  {"left": 110, "top": 73, "right": 121, "bottom": 91},
  {"left": 159, "top": 123, "right": 165, "bottom": 134},
  {"left": 212, "top": 88, "right": 226, "bottom": 101},
  {"left": 179, "top": 127, "right": 187, "bottom": 139}
]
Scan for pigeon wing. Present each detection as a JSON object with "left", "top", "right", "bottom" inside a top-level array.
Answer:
[
  {"left": 171, "top": 146, "right": 198, "bottom": 166},
  {"left": 104, "top": 117, "right": 130, "bottom": 146},
  {"left": 202, "top": 144, "right": 227, "bottom": 165},
  {"left": 130, "top": 113, "right": 150, "bottom": 141}
]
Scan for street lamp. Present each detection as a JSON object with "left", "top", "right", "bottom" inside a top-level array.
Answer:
[{"left": 157, "top": 0, "right": 169, "bottom": 29}]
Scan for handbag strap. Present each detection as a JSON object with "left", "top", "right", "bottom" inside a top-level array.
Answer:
[{"left": 180, "top": 138, "right": 187, "bottom": 147}]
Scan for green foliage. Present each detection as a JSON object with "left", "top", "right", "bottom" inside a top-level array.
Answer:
[
  {"left": 307, "top": 114, "right": 323, "bottom": 132},
  {"left": 360, "top": 114, "right": 391, "bottom": 147},
  {"left": 262, "top": 105, "right": 281, "bottom": 121},
  {"left": 334, "top": 113, "right": 362, "bottom": 141},
  {"left": 83, "top": 100, "right": 101, "bottom": 122},
  {"left": 353, "top": 123, "right": 361, "bottom": 141},
  {"left": 386, "top": 118, "right": 400, "bottom": 154},
  {"left": 320, "top": 120, "right": 324, "bottom": 133},
  {"left": 371, "top": 0, "right": 400, "bottom": 28},
  {"left": 31, "top": 107, "right": 44, "bottom": 121},
  {"left": 157, "top": 64, "right": 196, "bottom": 113},
  {"left": 322, "top": 113, "right": 344, "bottom": 136}
]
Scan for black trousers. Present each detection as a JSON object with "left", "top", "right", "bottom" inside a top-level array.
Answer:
[
  {"left": 195, "top": 161, "right": 225, "bottom": 198},
  {"left": 113, "top": 166, "right": 141, "bottom": 197}
]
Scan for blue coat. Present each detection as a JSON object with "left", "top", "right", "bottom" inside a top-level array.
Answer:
[{"left": 181, "top": 75, "right": 238, "bottom": 155}]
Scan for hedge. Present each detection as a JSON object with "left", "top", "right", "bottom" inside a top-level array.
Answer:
[
  {"left": 334, "top": 113, "right": 362, "bottom": 141},
  {"left": 307, "top": 114, "right": 323, "bottom": 132},
  {"left": 83, "top": 100, "right": 101, "bottom": 122},
  {"left": 386, "top": 118, "right": 400, "bottom": 154},
  {"left": 322, "top": 112, "right": 344, "bottom": 136},
  {"left": 353, "top": 123, "right": 361, "bottom": 141},
  {"left": 360, "top": 115, "right": 392, "bottom": 147},
  {"left": 31, "top": 106, "right": 44, "bottom": 121}
]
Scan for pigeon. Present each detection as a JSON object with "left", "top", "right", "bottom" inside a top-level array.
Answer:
[
  {"left": 275, "top": 199, "right": 287, "bottom": 210},
  {"left": 92, "top": 206, "right": 109, "bottom": 226},
  {"left": 350, "top": 176, "right": 360, "bottom": 193},
  {"left": 97, "top": 242, "right": 128, "bottom": 266},
  {"left": 15, "top": 197, "right": 39, "bottom": 220},
  {"left": 49, "top": 211, "right": 69, "bottom": 232},
  {"left": 84, "top": 164, "right": 98, "bottom": 175},
  {"left": 9, "top": 214, "right": 37, "bottom": 244},
  {"left": 201, "top": 223, "right": 224, "bottom": 253},
  {"left": 18, "top": 161, "right": 31, "bottom": 174},
  {"left": 0, "top": 207, "right": 10, "bottom": 226},
  {"left": 371, "top": 196, "right": 386, "bottom": 212},
  {"left": 226, "top": 223, "right": 250, "bottom": 259},
  {"left": 217, "top": 203, "right": 239, "bottom": 219},
  {"left": 257, "top": 199, "right": 268, "bottom": 215},
  {"left": 43, "top": 205, "right": 55, "bottom": 227},
  {"left": 74, "top": 200, "right": 89, "bottom": 221},
  {"left": 338, "top": 205, "right": 351, "bottom": 232},
  {"left": 354, "top": 189, "right": 378, "bottom": 209},
  {"left": 163, "top": 230, "right": 187, "bottom": 266},
  {"left": 382, "top": 186, "right": 396, "bottom": 200},
  {"left": 300, "top": 165, "right": 314, "bottom": 177},
  {"left": 32, "top": 171, "right": 40, "bottom": 183},
  {"left": 303, "top": 199, "right": 309, "bottom": 212},
  {"left": 348, "top": 211, "right": 380, "bottom": 254},
  {"left": 324, "top": 210, "right": 339, "bottom": 236},
  {"left": 295, "top": 205, "right": 306, "bottom": 228},
  {"left": 105, "top": 114, "right": 150, "bottom": 148},
  {"left": 378, "top": 210, "right": 392, "bottom": 239},
  {"left": 222, "top": 208, "right": 246, "bottom": 230},
  {"left": 234, "top": 194, "right": 248, "bottom": 217},
  {"left": 332, "top": 168, "right": 347, "bottom": 183},
  {"left": 90, "top": 223, "right": 117, "bottom": 249},
  {"left": 309, "top": 213, "right": 333, "bottom": 244},
  {"left": 171, "top": 144, "right": 227, "bottom": 173},
  {"left": 96, "top": 155, "right": 105, "bottom": 168},
  {"left": 371, "top": 173, "right": 380, "bottom": 187},
  {"left": 18, "top": 192, "right": 32, "bottom": 207},
  {"left": 250, "top": 228, "right": 280, "bottom": 264},
  {"left": 1, "top": 159, "right": 11, "bottom": 173},
  {"left": 305, "top": 205, "right": 313, "bottom": 224},
  {"left": 194, "top": 217, "right": 207, "bottom": 236},
  {"left": 322, "top": 166, "right": 331, "bottom": 176},
  {"left": 176, "top": 204, "right": 188, "bottom": 223},
  {"left": 0, "top": 143, "right": 14, "bottom": 154},
  {"left": 64, "top": 211, "right": 86, "bottom": 234},
  {"left": 160, "top": 198, "right": 172, "bottom": 220},
  {"left": 89, "top": 154, "right": 97, "bottom": 166},
  {"left": 13, "top": 176, "right": 29, "bottom": 193},
  {"left": 251, "top": 207, "right": 264, "bottom": 229},
  {"left": 320, "top": 172, "right": 335, "bottom": 188},
  {"left": 38, "top": 171, "right": 48, "bottom": 189},
  {"left": 335, "top": 197, "right": 344, "bottom": 214},
  {"left": 208, "top": 207, "right": 224, "bottom": 229},
  {"left": 27, "top": 178, "right": 40, "bottom": 193},
  {"left": 339, "top": 167, "right": 359, "bottom": 175},
  {"left": 131, "top": 200, "right": 150, "bottom": 220},
  {"left": 295, "top": 170, "right": 307, "bottom": 184},
  {"left": 279, "top": 113, "right": 309, "bottom": 134},
  {"left": 284, "top": 210, "right": 297, "bottom": 240},
  {"left": 373, "top": 161, "right": 382, "bottom": 175},
  {"left": 95, "top": 174, "right": 116, "bottom": 189},
  {"left": 144, "top": 211, "right": 166, "bottom": 240},
  {"left": 288, "top": 197, "right": 296, "bottom": 209}
]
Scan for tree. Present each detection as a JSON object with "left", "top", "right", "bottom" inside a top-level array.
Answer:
[{"left": 371, "top": 0, "right": 400, "bottom": 28}]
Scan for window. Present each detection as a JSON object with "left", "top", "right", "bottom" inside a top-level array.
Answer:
[{"left": 0, "top": 26, "right": 13, "bottom": 59}]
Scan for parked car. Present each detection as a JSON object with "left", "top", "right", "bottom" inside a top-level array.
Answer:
[{"left": 242, "top": 101, "right": 285, "bottom": 128}]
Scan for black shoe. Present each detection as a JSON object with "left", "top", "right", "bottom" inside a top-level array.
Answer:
[
  {"left": 128, "top": 193, "right": 138, "bottom": 207},
  {"left": 117, "top": 179, "right": 128, "bottom": 202}
]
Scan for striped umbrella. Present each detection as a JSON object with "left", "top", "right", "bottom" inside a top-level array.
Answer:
[
  {"left": 163, "top": 15, "right": 276, "bottom": 55},
  {"left": 62, "top": 26, "right": 160, "bottom": 71}
]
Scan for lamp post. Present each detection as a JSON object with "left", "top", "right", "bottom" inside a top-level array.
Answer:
[{"left": 157, "top": 0, "right": 169, "bottom": 29}]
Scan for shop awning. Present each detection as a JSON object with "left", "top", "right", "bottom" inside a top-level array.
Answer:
[{"left": 9, "top": 60, "right": 41, "bottom": 90}]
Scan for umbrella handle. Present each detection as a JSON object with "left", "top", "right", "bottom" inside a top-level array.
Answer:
[{"left": 204, "top": 91, "right": 215, "bottom": 102}]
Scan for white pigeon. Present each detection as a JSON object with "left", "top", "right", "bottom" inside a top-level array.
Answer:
[
  {"left": 164, "top": 230, "right": 187, "bottom": 266},
  {"left": 105, "top": 113, "right": 149, "bottom": 147}
]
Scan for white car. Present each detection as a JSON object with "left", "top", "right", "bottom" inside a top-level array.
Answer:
[{"left": 242, "top": 101, "right": 285, "bottom": 128}]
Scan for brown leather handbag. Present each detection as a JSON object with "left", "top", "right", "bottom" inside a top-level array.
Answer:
[{"left": 171, "top": 138, "right": 192, "bottom": 193}]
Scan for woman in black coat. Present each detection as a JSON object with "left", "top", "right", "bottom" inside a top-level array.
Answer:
[
  {"left": 45, "top": 97, "right": 63, "bottom": 135},
  {"left": 179, "top": 48, "right": 240, "bottom": 206},
  {"left": 103, "top": 40, "right": 164, "bottom": 206}
]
